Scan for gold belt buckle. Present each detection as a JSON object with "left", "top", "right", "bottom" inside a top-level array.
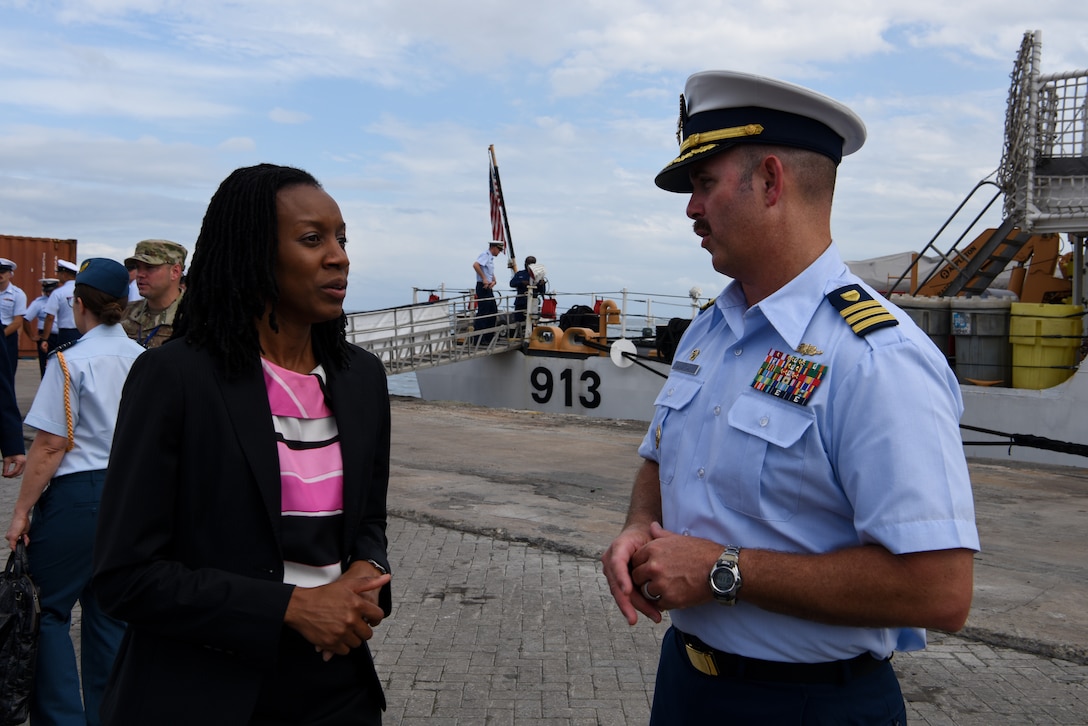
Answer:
[{"left": 684, "top": 640, "right": 719, "bottom": 677}]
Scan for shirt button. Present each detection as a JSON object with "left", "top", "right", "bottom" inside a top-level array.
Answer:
[
  {"left": 668, "top": 387, "right": 675, "bottom": 396},
  {"left": 697, "top": 468, "right": 706, "bottom": 478},
  {"left": 760, "top": 416, "right": 769, "bottom": 427},
  {"left": 734, "top": 348, "right": 743, "bottom": 356},
  {"left": 714, "top": 405, "right": 722, "bottom": 416}
]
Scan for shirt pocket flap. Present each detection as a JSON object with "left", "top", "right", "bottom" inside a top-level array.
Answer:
[
  {"left": 653, "top": 378, "right": 703, "bottom": 411},
  {"left": 727, "top": 393, "right": 814, "bottom": 449}
]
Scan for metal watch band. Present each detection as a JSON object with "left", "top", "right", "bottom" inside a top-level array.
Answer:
[{"left": 710, "top": 545, "right": 741, "bottom": 606}]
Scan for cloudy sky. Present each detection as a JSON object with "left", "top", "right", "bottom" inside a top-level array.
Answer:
[{"left": 2, "top": 1, "right": 1086, "bottom": 312}]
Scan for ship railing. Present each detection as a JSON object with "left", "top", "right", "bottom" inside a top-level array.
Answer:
[
  {"left": 345, "top": 290, "right": 520, "bottom": 375},
  {"left": 999, "top": 31, "right": 1088, "bottom": 235},
  {"left": 998, "top": 30, "right": 1088, "bottom": 308},
  {"left": 344, "top": 288, "right": 711, "bottom": 375}
]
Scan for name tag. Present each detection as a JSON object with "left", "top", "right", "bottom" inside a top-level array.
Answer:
[{"left": 671, "top": 360, "right": 700, "bottom": 376}]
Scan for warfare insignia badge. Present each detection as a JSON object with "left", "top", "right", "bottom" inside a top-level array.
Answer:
[
  {"left": 676, "top": 93, "right": 687, "bottom": 146},
  {"left": 796, "top": 343, "right": 823, "bottom": 356}
]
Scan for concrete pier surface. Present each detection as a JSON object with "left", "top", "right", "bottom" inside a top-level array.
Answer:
[
  {"left": 381, "top": 397, "right": 1088, "bottom": 724},
  {"left": 4, "top": 363, "right": 1087, "bottom": 724}
]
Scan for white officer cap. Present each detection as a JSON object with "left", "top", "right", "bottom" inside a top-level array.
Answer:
[{"left": 656, "top": 70, "right": 867, "bottom": 193}]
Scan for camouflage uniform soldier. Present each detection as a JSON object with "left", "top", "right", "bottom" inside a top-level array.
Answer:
[{"left": 122, "top": 239, "right": 187, "bottom": 349}]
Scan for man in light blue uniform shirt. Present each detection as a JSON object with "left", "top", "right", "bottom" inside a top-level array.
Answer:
[
  {"left": 41, "top": 259, "right": 80, "bottom": 354},
  {"left": 0, "top": 257, "right": 27, "bottom": 381},
  {"left": 602, "top": 71, "right": 979, "bottom": 724},
  {"left": 472, "top": 240, "right": 506, "bottom": 346},
  {"left": 23, "top": 277, "right": 59, "bottom": 377}
]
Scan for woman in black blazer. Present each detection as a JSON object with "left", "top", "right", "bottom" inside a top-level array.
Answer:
[{"left": 93, "top": 164, "right": 393, "bottom": 725}]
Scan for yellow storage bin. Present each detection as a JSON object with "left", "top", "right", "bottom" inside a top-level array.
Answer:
[{"left": 1009, "top": 303, "right": 1084, "bottom": 389}]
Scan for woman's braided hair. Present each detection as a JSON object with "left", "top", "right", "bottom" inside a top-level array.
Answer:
[{"left": 173, "top": 163, "right": 350, "bottom": 379}]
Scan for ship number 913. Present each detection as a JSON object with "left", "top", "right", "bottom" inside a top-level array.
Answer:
[{"left": 530, "top": 367, "right": 601, "bottom": 409}]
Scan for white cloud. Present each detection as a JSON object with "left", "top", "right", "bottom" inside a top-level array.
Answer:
[
  {"left": 0, "top": 1, "right": 1086, "bottom": 312},
  {"left": 218, "top": 136, "right": 256, "bottom": 151},
  {"left": 268, "top": 107, "right": 311, "bottom": 124}
]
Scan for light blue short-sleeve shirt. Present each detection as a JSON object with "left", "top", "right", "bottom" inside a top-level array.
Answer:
[
  {"left": 43, "top": 280, "right": 77, "bottom": 330},
  {"left": 638, "top": 244, "right": 978, "bottom": 663},
  {"left": 26, "top": 324, "right": 145, "bottom": 476},
  {"left": 25, "top": 296, "right": 49, "bottom": 331},
  {"left": 0, "top": 284, "right": 27, "bottom": 325},
  {"left": 475, "top": 250, "right": 496, "bottom": 284}
]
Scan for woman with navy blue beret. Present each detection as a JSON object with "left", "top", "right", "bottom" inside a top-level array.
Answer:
[{"left": 5, "top": 258, "right": 146, "bottom": 726}]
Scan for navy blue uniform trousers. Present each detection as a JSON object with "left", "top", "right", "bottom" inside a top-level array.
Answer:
[
  {"left": 29, "top": 470, "right": 126, "bottom": 726},
  {"left": 650, "top": 627, "right": 907, "bottom": 725}
]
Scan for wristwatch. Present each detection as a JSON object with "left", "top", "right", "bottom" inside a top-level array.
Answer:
[{"left": 708, "top": 545, "right": 742, "bottom": 606}]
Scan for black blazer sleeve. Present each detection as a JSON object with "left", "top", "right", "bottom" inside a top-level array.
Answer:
[{"left": 330, "top": 345, "right": 393, "bottom": 615}]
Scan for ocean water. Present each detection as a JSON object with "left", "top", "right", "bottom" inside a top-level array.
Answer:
[{"left": 387, "top": 371, "right": 421, "bottom": 398}]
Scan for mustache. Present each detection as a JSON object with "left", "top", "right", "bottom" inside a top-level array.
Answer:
[{"left": 693, "top": 220, "right": 711, "bottom": 235}]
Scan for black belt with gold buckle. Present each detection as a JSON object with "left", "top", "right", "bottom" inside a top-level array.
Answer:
[{"left": 680, "top": 631, "right": 888, "bottom": 685}]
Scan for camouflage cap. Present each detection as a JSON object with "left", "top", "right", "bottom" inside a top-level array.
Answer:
[{"left": 125, "top": 239, "right": 187, "bottom": 267}]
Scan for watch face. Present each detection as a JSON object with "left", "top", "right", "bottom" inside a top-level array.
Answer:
[{"left": 712, "top": 567, "right": 736, "bottom": 592}]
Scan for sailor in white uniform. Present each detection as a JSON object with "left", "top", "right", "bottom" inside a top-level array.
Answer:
[
  {"left": 0, "top": 257, "right": 27, "bottom": 381},
  {"left": 23, "top": 278, "right": 59, "bottom": 377},
  {"left": 41, "top": 259, "right": 80, "bottom": 355}
]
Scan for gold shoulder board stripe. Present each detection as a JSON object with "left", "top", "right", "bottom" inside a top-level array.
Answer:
[{"left": 826, "top": 284, "right": 898, "bottom": 337}]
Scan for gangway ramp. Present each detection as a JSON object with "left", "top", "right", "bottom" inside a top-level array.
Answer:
[{"left": 345, "top": 292, "right": 520, "bottom": 375}]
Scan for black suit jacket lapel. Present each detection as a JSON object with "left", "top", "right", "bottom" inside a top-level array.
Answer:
[
  {"left": 327, "top": 364, "right": 369, "bottom": 561},
  {"left": 216, "top": 364, "right": 283, "bottom": 549}
]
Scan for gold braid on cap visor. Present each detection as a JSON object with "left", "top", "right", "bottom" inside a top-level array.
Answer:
[{"left": 667, "top": 123, "right": 765, "bottom": 166}]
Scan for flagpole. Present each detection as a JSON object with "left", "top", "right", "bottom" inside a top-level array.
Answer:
[{"left": 488, "top": 145, "right": 516, "bottom": 267}]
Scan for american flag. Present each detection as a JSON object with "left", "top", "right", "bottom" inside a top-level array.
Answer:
[{"left": 489, "top": 159, "right": 505, "bottom": 244}]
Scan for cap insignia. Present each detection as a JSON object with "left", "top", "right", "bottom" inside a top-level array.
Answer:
[
  {"left": 826, "top": 284, "right": 899, "bottom": 336},
  {"left": 676, "top": 93, "right": 687, "bottom": 146}
]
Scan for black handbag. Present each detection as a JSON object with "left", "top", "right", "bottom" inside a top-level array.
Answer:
[{"left": 0, "top": 540, "right": 40, "bottom": 726}]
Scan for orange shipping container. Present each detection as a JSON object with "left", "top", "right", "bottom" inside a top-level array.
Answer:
[{"left": 0, "top": 234, "right": 79, "bottom": 359}]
